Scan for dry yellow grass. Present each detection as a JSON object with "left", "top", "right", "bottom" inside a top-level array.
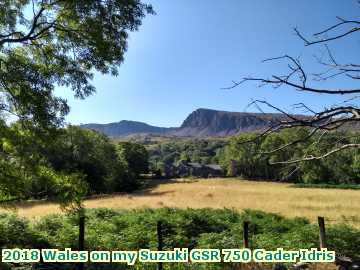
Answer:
[{"left": 2, "top": 178, "right": 360, "bottom": 227}]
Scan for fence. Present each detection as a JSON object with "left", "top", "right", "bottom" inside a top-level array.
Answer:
[{"left": 74, "top": 216, "right": 329, "bottom": 270}]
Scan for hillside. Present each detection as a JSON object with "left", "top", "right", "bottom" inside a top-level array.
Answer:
[
  {"left": 80, "top": 108, "right": 286, "bottom": 137},
  {"left": 80, "top": 120, "right": 174, "bottom": 137}
]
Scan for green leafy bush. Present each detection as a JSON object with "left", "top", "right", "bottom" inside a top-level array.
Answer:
[{"left": 1, "top": 208, "right": 359, "bottom": 269}]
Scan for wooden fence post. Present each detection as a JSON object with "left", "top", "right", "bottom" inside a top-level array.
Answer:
[
  {"left": 243, "top": 221, "right": 249, "bottom": 248},
  {"left": 78, "top": 215, "right": 85, "bottom": 270},
  {"left": 157, "top": 221, "right": 163, "bottom": 270},
  {"left": 318, "top": 216, "right": 326, "bottom": 249}
]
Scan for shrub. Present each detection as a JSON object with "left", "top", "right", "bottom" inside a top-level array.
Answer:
[{"left": 0, "top": 208, "right": 358, "bottom": 269}]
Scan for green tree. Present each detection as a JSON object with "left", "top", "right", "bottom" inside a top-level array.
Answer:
[
  {"left": 218, "top": 128, "right": 360, "bottom": 184},
  {"left": 116, "top": 141, "right": 149, "bottom": 176},
  {"left": 0, "top": 123, "right": 87, "bottom": 207},
  {"left": 0, "top": 0, "right": 154, "bottom": 126},
  {"left": 47, "top": 126, "right": 122, "bottom": 194},
  {"left": 220, "top": 133, "right": 266, "bottom": 178},
  {"left": 0, "top": 0, "right": 153, "bottom": 205}
]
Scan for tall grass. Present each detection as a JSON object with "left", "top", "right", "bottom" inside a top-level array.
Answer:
[{"left": 2, "top": 179, "right": 360, "bottom": 228}]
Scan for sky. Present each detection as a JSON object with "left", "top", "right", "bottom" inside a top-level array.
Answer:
[{"left": 56, "top": 0, "right": 360, "bottom": 127}]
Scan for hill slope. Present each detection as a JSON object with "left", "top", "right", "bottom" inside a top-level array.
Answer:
[
  {"left": 80, "top": 108, "right": 286, "bottom": 137},
  {"left": 80, "top": 120, "right": 173, "bottom": 137}
]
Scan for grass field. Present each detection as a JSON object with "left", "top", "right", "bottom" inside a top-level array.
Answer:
[{"left": 2, "top": 178, "right": 360, "bottom": 227}]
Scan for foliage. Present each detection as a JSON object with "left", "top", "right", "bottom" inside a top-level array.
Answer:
[
  {"left": 0, "top": 208, "right": 359, "bottom": 269},
  {"left": 45, "top": 127, "right": 150, "bottom": 194},
  {"left": 219, "top": 128, "right": 360, "bottom": 184},
  {"left": 219, "top": 133, "right": 267, "bottom": 179},
  {"left": 116, "top": 141, "right": 149, "bottom": 176},
  {"left": 0, "top": 0, "right": 153, "bottom": 206},
  {"left": 144, "top": 128, "right": 360, "bottom": 184},
  {"left": 0, "top": 122, "right": 87, "bottom": 208},
  {"left": 0, "top": 125, "right": 149, "bottom": 204},
  {"left": 0, "top": 0, "right": 154, "bottom": 126},
  {"left": 147, "top": 138, "right": 227, "bottom": 172},
  {"left": 45, "top": 126, "right": 125, "bottom": 194}
]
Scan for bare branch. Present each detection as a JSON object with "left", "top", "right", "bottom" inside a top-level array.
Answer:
[
  {"left": 294, "top": 17, "right": 360, "bottom": 46},
  {"left": 272, "top": 144, "right": 360, "bottom": 164},
  {"left": 223, "top": 11, "right": 360, "bottom": 163},
  {"left": 229, "top": 76, "right": 360, "bottom": 95},
  {"left": 261, "top": 128, "right": 319, "bottom": 155}
]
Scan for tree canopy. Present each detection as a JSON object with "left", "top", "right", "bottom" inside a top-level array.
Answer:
[
  {"left": 219, "top": 128, "right": 360, "bottom": 184},
  {"left": 0, "top": 0, "right": 154, "bottom": 207},
  {"left": 0, "top": 0, "right": 154, "bottom": 126}
]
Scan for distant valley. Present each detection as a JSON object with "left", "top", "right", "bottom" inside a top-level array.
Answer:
[{"left": 80, "top": 108, "right": 287, "bottom": 138}]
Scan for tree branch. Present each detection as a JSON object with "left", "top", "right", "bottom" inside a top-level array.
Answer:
[{"left": 272, "top": 144, "right": 360, "bottom": 164}]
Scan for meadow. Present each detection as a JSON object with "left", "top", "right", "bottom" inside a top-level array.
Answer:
[{"left": 3, "top": 178, "right": 360, "bottom": 228}]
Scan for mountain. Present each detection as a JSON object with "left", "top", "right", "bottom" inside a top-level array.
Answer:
[
  {"left": 80, "top": 108, "right": 286, "bottom": 138},
  {"left": 170, "top": 108, "right": 285, "bottom": 137},
  {"left": 80, "top": 120, "right": 173, "bottom": 137}
]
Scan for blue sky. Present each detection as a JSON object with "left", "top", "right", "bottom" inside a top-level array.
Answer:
[{"left": 56, "top": 0, "right": 360, "bottom": 127}]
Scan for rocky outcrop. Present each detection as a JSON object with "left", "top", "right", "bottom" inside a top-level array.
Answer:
[{"left": 170, "top": 108, "right": 285, "bottom": 137}]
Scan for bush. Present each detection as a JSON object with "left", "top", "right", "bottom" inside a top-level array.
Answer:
[{"left": 0, "top": 208, "right": 359, "bottom": 269}]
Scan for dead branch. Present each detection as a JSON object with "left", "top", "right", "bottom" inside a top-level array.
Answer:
[{"left": 272, "top": 144, "right": 360, "bottom": 164}]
